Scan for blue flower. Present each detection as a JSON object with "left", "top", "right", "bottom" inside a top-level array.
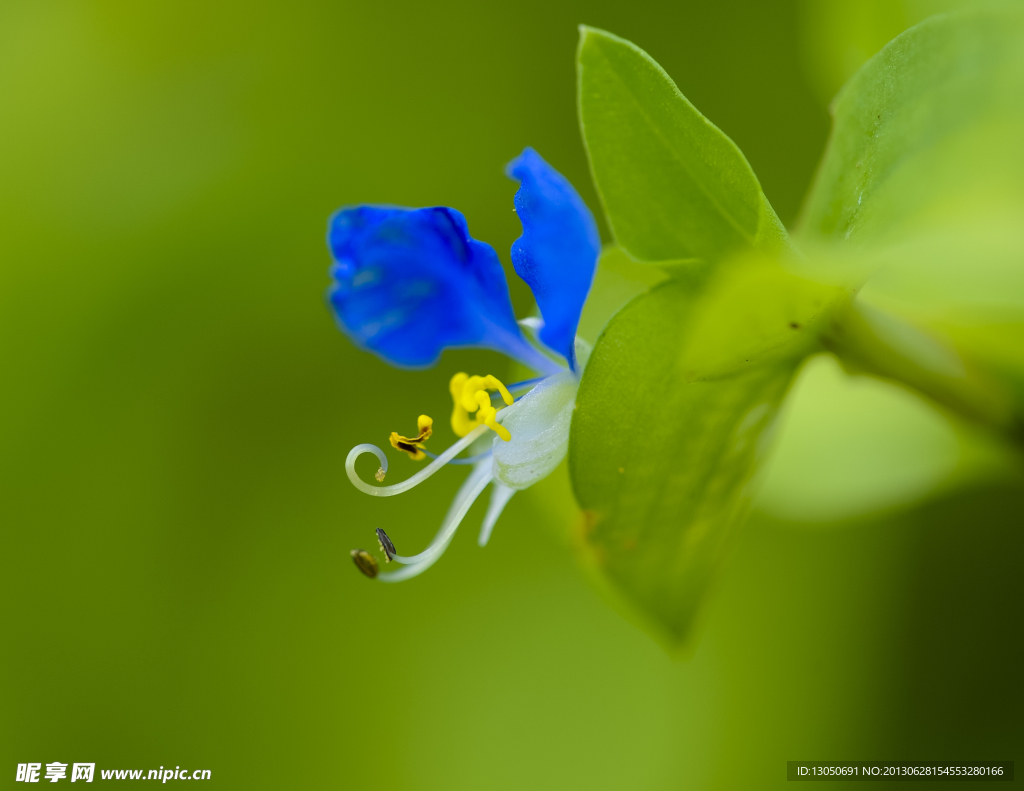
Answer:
[
  {"left": 328, "top": 147, "right": 598, "bottom": 374},
  {"left": 328, "top": 148, "right": 601, "bottom": 581}
]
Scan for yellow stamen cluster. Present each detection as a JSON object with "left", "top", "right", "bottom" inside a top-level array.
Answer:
[
  {"left": 449, "top": 373, "right": 513, "bottom": 441},
  {"left": 389, "top": 414, "right": 433, "bottom": 461}
]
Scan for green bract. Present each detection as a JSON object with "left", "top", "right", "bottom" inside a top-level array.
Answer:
[
  {"left": 569, "top": 7, "right": 1024, "bottom": 646},
  {"left": 571, "top": 281, "right": 799, "bottom": 644}
]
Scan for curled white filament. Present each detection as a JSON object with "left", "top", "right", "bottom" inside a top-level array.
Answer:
[{"left": 345, "top": 424, "right": 489, "bottom": 497}]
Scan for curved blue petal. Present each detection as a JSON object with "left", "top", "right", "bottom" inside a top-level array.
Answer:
[
  {"left": 327, "top": 204, "right": 559, "bottom": 372},
  {"left": 506, "top": 148, "right": 600, "bottom": 369}
]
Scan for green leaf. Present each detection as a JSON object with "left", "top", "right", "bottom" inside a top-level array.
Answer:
[
  {"left": 569, "top": 280, "right": 799, "bottom": 646},
  {"left": 798, "top": 5, "right": 1024, "bottom": 438},
  {"left": 797, "top": 0, "right": 972, "bottom": 108},
  {"left": 799, "top": 5, "right": 1024, "bottom": 247},
  {"left": 577, "top": 26, "right": 788, "bottom": 265}
]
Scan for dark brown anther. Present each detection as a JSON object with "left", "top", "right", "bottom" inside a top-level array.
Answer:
[
  {"left": 351, "top": 549, "right": 379, "bottom": 578},
  {"left": 375, "top": 527, "right": 397, "bottom": 562}
]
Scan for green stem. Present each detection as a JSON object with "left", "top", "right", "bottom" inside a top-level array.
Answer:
[{"left": 823, "top": 301, "right": 1024, "bottom": 444}]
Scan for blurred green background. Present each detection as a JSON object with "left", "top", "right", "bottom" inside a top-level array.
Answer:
[{"left": 1, "top": 1, "right": 1020, "bottom": 788}]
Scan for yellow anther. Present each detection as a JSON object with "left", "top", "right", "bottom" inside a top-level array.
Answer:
[
  {"left": 474, "top": 390, "right": 510, "bottom": 441},
  {"left": 484, "top": 375, "right": 514, "bottom": 406},
  {"left": 458, "top": 375, "right": 486, "bottom": 411},
  {"left": 448, "top": 372, "right": 514, "bottom": 441},
  {"left": 449, "top": 372, "right": 468, "bottom": 401},
  {"left": 389, "top": 414, "right": 433, "bottom": 461}
]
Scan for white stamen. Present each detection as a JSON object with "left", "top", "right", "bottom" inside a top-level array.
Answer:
[
  {"left": 379, "top": 461, "right": 493, "bottom": 580},
  {"left": 346, "top": 424, "right": 489, "bottom": 496},
  {"left": 478, "top": 483, "right": 515, "bottom": 547},
  {"left": 376, "top": 535, "right": 456, "bottom": 582}
]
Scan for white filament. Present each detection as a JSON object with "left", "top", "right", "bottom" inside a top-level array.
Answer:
[
  {"left": 345, "top": 424, "right": 489, "bottom": 497},
  {"left": 379, "top": 461, "right": 493, "bottom": 580},
  {"left": 377, "top": 534, "right": 457, "bottom": 582},
  {"left": 389, "top": 461, "right": 492, "bottom": 565},
  {"left": 478, "top": 483, "right": 515, "bottom": 547}
]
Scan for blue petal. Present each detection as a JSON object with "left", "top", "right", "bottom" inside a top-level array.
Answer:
[
  {"left": 506, "top": 148, "right": 600, "bottom": 369},
  {"left": 327, "top": 205, "right": 558, "bottom": 371}
]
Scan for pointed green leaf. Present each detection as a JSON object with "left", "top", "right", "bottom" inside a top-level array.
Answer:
[
  {"left": 798, "top": 5, "right": 1024, "bottom": 437},
  {"left": 799, "top": 5, "right": 1024, "bottom": 247},
  {"left": 569, "top": 280, "right": 799, "bottom": 645},
  {"left": 577, "top": 26, "right": 788, "bottom": 264}
]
